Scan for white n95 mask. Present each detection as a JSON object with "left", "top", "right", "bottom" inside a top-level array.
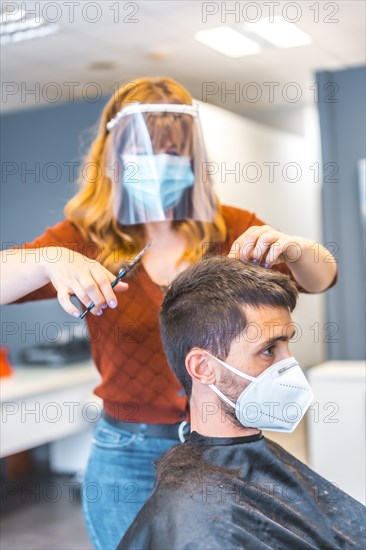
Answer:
[{"left": 207, "top": 353, "right": 314, "bottom": 433}]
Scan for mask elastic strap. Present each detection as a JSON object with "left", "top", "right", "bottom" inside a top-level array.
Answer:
[
  {"left": 208, "top": 384, "right": 236, "bottom": 409},
  {"left": 205, "top": 352, "right": 257, "bottom": 383}
]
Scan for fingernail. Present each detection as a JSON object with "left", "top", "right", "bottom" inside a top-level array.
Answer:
[
  {"left": 73, "top": 312, "right": 80, "bottom": 318},
  {"left": 109, "top": 300, "right": 117, "bottom": 308},
  {"left": 96, "top": 310, "right": 103, "bottom": 316},
  {"left": 252, "top": 259, "right": 259, "bottom": 265},
  {"left": 264, "top": 263, "right": 270, "bottom": 268},
  {"left": 101, "top": 304, "right": 108, "bottom": 309}
]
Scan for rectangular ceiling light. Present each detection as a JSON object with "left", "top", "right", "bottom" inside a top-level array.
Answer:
[
  {"left": 1, "top": 4, "right": 59, "bottom": 45},
  {"left": 243, "top": 17, "right": 312, "bottom": 48},
  {"left": 1, "top": 24, "right": 59, "bottom": 45},
  {"left": 195, "top": 26, "right": 261, "bottom": 58}
]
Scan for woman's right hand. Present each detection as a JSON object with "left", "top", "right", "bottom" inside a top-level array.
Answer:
[{"left": 43, "top": 247, "right": 128, "bottom": 317}]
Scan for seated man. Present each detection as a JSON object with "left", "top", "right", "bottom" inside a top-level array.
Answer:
[{"left": 118, "top": 257, "right": 365, "bottom": 550}]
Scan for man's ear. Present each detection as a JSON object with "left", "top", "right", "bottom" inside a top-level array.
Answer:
[{"left": 185, "top": 348, "right": 216, "bottom": 386}]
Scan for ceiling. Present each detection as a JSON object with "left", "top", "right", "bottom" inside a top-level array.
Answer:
[{"left": 1, "top": 0, "right": 365, "bottom": 126}]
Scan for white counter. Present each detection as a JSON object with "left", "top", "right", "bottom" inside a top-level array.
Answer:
[
  {"left": 0, "top": 360, "right": 101, "bottom": 459},
  {"left": 307, "top": 360, "right": 366, "bottom": 504},
  {"left": 0, "top": 360, "right": 100, "bottom": 401}
]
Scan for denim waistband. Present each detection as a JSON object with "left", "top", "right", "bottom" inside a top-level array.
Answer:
[{"left": 102, "top": 411, "right": 190, "bottom": 442}]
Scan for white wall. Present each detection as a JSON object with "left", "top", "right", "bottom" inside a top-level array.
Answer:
[{"left": 199, "top": 102, "right": 325, "bottom": 368}]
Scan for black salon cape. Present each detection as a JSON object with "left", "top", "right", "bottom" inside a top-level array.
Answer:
[{"left": 118, "top": 431, "right": 365, "bottom": 550}]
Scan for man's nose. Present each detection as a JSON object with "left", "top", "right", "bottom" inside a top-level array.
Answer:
[{"left": 280, "top": 348, "right": 292, "bottom": 360}]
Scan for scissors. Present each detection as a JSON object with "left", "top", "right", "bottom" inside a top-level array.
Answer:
[{"left": 79, "top": 242, "right": 152, "bottom": 319}]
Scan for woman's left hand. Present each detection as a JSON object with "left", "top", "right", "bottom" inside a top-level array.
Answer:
[{"left": 229, "top": 225, "right": 304, "bottom": 268}]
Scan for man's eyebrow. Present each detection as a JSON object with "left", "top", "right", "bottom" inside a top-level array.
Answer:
[{"left": 256, "top": 329, "right": 296, "bottom": 349}]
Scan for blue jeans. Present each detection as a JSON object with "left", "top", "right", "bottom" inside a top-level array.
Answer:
[{"left": 82, "top": 417, "right": 179, "bottom": 550}]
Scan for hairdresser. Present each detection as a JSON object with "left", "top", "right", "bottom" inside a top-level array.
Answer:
[{"left": 0, "top": 77, "right": 337, "bottom": 549}]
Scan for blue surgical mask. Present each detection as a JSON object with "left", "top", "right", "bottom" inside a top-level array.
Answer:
[{"left": 121, "top": 153, "right": 194, "bottom": 212}]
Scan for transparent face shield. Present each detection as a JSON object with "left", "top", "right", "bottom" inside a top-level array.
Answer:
[{"left": 106, "top": 103, "right": 217, "bottom": 225}]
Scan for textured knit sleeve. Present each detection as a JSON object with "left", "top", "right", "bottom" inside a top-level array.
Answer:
[{"left": 8, "top": 220, "right": 90, "bottom": 303}]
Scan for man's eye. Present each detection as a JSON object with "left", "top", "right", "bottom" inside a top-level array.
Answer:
[{"left": 263, "top": 346, "right": 274, "bottom": 357}]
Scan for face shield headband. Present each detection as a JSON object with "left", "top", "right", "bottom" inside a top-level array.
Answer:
[{"left": 106, "top": 103, "right": 217, "bottom": 225}]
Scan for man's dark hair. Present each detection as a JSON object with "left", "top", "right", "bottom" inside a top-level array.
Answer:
[{"left": 160, "top": 256, "right": 298, "bottom": 398}]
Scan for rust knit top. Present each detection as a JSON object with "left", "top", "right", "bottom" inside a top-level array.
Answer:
[{"left": 13, "top": 205, "right": 305, "bottom": 424}]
